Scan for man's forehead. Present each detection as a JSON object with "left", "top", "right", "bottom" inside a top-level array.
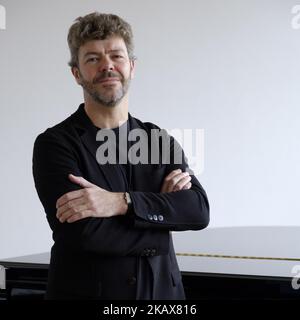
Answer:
[{"left": 80, "top": 37, "right": 127, "bottom": 55}]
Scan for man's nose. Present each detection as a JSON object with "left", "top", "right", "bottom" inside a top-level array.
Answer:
[{"left": 99, "top": 56, "right": 114, "bottom": 72}]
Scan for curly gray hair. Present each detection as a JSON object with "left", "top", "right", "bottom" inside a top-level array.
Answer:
[{"left": 67, "top": 12, "right": 135, "bottom": 68}]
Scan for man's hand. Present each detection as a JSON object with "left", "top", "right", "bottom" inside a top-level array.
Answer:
[
  {"left": 160, "top": 169, "right": 192, "bottom": 193},
  {"left": 56, "top": 174, "right": 127, "bottom": 223},
  {"left": 57, "top": 169, "right": 192, "bottom": 223}
]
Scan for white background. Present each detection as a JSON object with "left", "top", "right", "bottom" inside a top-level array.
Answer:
[{"left": 0, "top": 0, "right": 300, "bottom": 259}]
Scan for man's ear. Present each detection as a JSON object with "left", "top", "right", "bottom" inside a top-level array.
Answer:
[
  {"left": 71, "top": 66, "right": 82, "bottom": 85},
  {"left": 130, "top": 59, "right": 135, "bottom": 80}
]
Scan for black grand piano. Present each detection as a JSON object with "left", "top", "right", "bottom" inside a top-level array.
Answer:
[{"left": 1, "top": 227, "right": 300, "bottom": 300}]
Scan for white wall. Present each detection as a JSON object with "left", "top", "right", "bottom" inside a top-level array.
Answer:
[{"left": 0, "top": 0, "right": 300, "bottom": 259}]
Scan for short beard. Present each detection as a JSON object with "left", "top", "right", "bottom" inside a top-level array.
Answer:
[{"left": 79, "top": 70, "right": 131, "bottom": 107}]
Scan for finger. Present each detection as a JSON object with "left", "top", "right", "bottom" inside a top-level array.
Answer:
[
  {"left": 161, "top": 169, "right": 183, "bottom": 193},
  {"left": 58, "top": 204, "right": 91, "bottom": 223},
  {"left": 67, "top": 210, "right": 95, "bottom": 223},
  {"left": 56, "top": 189, "right": 85, "bottom": 209},
  {"left": 173, "top": 176, "right": 192, "bottom": 191},
  {"left": 69, "top": 174, "right": 95, "bottom": 188},
  {"left": 164, "top": 169, "right": 182, "bottom": 181},
  {"left": 56, "top": 197, "right": 86, "bottom": 219},
  {"left": 166, "top": 172, "right": 190, "bottom": 192},
  {"left": 162, "top": 170, "right": 184, "bottom": 193},
  {"left": 182, "top": 182, "right": 192, "bottom": 190}
]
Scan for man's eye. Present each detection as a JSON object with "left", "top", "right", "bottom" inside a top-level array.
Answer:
[
  {"left": 87, "top": 57, "right": 99, "bottom": 63},
  {"left": 113, "top": 55, "right": 124, "bottom": 59}
]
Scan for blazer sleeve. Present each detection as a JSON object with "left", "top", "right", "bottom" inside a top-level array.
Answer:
[
  {"left": 129, "top": 133, "right": 210, "bottom": 231},
  {"left": 32, "top": 130, "right": 169, "bottom": 256}
]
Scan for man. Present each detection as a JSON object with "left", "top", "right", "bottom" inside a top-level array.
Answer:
[{"left": 32, "top": 12, "right": 209, "bottom": 300}]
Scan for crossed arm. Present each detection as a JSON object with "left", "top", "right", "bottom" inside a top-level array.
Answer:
[
  {"left": 33, "top": 130, "right": 209, "bottom": 255},
  {"left": 56, "top": 169, "right": 192, "bottom": 223}
]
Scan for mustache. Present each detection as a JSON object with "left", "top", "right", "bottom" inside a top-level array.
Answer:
[{"left": 93, "top": 71, "right": 122, "bottom": 84}]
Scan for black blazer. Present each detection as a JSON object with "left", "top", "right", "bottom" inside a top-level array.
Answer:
[{"left": 32, "top": 104, "right": 209, "bottom": 300}]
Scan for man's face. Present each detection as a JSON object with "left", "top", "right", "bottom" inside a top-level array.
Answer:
[{"left": 73, "top": 36, "right": 135, "bottom": 107}]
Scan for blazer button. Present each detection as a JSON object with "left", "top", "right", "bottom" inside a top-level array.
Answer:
[
  {"left": 127, "top": 276, "right": 137, "bottom": 285},
  {"left": 153, "top": 214, "right": 158, "bottom": 221},
  {"left": 147, "top": 214, "right": 153, "bottom": 221},
  {"left": 143, "top": 248, "right": 150, "bottom": 256},
  {"left": 158, "top": 215, "right": 164, "bottom": 221},
  {"left": 150, "top": 249, "right": 156, "bottom": 256}
]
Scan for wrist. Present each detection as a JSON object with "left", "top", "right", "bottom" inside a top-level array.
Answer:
[{"left": 117, "top": 192, "right": 128, "bottom": 215}]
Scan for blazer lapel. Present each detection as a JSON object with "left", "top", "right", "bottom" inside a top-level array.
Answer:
[
  {"left": 128, "top": 114, "right": 152, "bottom": 192},
  {"left": 128, "top": 114, "right": 166, "bottom": 193},
  {"left": 70, "top": 104, "right": 126, "bottom": 192}
]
